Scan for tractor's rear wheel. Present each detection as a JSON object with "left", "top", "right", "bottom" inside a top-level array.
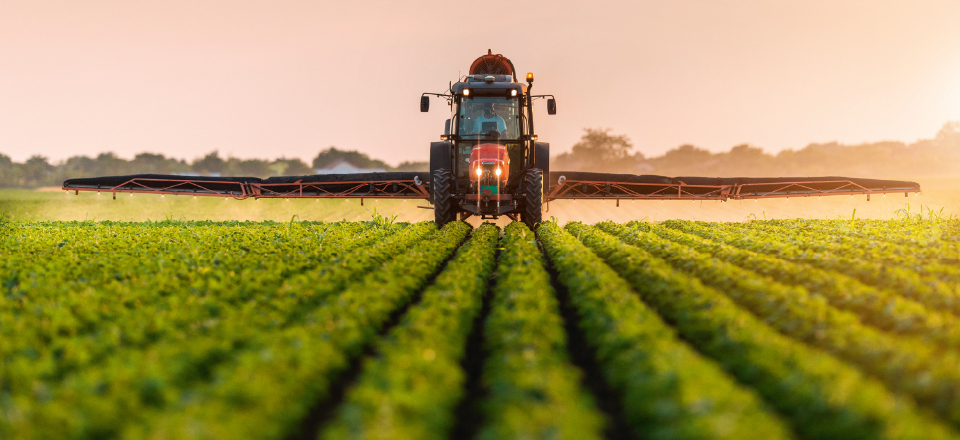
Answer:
[
  {"left": 519, "top": 168, "right": 543, "bottom": 230},
  {"left": 433, "top": 168, "right": 456, "bottom": 227}
]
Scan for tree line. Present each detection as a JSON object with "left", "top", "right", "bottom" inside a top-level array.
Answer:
[
  {"left": 3, "top": 122, "right": 958, "bottom": 188},
  {"left": 0, "top": 147, "right": 428, "bottom": 188},
  {"left": 555, "top": 121, "right": 960, "bottom": 179}
]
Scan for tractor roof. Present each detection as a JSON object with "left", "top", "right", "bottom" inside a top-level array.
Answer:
[{"left": 451, "top": 77, "right": 525, "bottom": 96}]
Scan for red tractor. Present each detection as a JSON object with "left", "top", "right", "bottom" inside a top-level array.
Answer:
[
  {"left": 421, "top": 50, "right": 556, "bottom": 229},
  {"left": 63, "top": 51, "right": 921, "bottom": 229}
]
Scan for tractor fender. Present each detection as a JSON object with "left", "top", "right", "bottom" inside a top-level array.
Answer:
[{"left": 534, "top": 142, "right": 550, "bottom": 192}]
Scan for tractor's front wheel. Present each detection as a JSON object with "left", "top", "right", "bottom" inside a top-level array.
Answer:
[
  {"left": 433, "top": 168, "right": 457, "bottom": 227},
  {"left": 519, "top": 168, "right": 543, "bottom": 230}
]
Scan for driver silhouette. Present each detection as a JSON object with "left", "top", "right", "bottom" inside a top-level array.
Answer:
[{"left": 473, "top": 103, "right": 507, "bottom": 138}]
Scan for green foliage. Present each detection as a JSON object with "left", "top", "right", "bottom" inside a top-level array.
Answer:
[
  {"left": 312, "top": 146, "right": 391, "bottom": 170},
  {"left": 727, "top": 217, "right": 960, "bottom": 278},
  {"left": 390, "top": 160, "right": 429, "bottom": 172},
  {"left": 552, "top": 128, "right": 646, "bottom": 174},
  {"left": 368, "top": 207, "right": 399, "bottom": 228},
  {"left": 566, "top": 221, "right": 958, "bottom": 440},
  {"left": 130, "top": 221, "right": 471, "bottom": 439},
  {"left": 321, "top": 224, "right": 499, "bottom": 440},
  {"left": 645, "top": 120, "right": 960, "bottom": 177},
  {"left": 551, "top": 121, "right": 960, "bottom": 177},
  {"left": 478, "top": 222, "right": 605, "bottom": 440},
  {"left": 630, "top": 221, "right": 960, "bottom": 348},
  {"left": 894, "top": 203, "right": 953, "bottom": 221},
  {"left": 670, "top": 219, "right": 960, "bottom": 319},
  {"left": 601, "top": 221, "right": 960, "bottom": 427},
  {"left": 0, "top": 147, "right": 399, "bottom": 188},
  {"left": 269, "top": 157, "right": 315, "bottom": 176},
  {"left": 0, "top": 220, "right": 446, "bottom": 438},
  {"left": 537, "top": 222, "right": 792, "bottom": 440},
  {"left": 7, "top": 217, "right": 960, "bottom": 439}
]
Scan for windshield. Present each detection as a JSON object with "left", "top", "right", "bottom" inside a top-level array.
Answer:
[{"left": 457, "top": 96, "right": 520, "bottom": 140}]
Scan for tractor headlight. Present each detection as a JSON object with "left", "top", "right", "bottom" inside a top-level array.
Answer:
[
  {"left": 463, "top": 88, "right": 471, "bottom": 97},
  {"left": 476, "top": 168, "right": 483, "bottom": 177},
  {"left": 495, "top": 168, "right": 502, "bottom": 176}
]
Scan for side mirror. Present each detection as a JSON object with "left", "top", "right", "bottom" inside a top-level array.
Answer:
[
  {"left": 547, "top": 98, "right": 557, "bottom": 115},
  {"left": 420, "top": 96, "right": 430, "bottom": 112},
  {"left": 444, "top": 119, "right": 451, "bottom": 135}
]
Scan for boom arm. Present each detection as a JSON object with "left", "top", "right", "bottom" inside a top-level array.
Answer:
[
  {"left": 63, "top": 171, "right": 919, "bottom": 203},
  {"left": 546, "top": 172, "right": 921, "bottom": 202},
  {"left": 63, "top": 173, "right": 430, "bottom": 200}
]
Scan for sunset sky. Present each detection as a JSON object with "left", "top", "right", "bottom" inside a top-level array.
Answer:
[{"left": 2, "top": 1, "right": 959, "bottom": 166}]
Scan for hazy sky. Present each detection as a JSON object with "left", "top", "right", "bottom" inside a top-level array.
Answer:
[{"left": 2, "top": 1, "right": 959, "bottom": 166}]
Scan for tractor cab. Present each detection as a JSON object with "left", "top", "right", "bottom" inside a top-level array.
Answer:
[{"left": 451, "top": 81, "right": 526, "bottom": 191}]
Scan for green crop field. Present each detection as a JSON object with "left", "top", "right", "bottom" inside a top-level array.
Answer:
[{"left": 3, "top": 216, "right": 960, "bottom": 439}]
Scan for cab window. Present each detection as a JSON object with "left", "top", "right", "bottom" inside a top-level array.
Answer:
[{"left": 457, "top": 96, "right": 520, "bottom": 140}]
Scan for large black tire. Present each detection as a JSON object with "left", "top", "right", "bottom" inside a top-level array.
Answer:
[
  {"left": 429, "top": 142, "right": 452, "bottom": 200},
  {"left": 433, "top": 168, "right": 457, "bottom": 227},
  {"left": 519, "top": 168, "right": 543, "bottom": 230}
]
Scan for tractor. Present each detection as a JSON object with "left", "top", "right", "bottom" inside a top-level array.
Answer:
[{"left": 421, "top": 50, "right": 555, "bottom": 229}]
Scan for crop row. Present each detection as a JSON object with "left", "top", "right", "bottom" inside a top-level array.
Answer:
[
  {"left": 721, "top": 219, "right": 960, "bottom": 282},
  {"left": 666, "top": 220, "right": 960, "bottom": 319},
  {"left": 599, "top": 221, "right": 960, "bottom": 427},
  {"left": 1, "top": 221, "right": 447, "bottom": 439},
  {"left": 320, "top": 223, "right": 500, "bottom": 440},
  {"left": 627, "top": 221, "right": 960, "bottom": 348},
  {"left": 0, "top": 221, "right": 368, "bottom": 339},
  {"left": 753, "top": 218, "right": 960, "bottom": 256},
  {"left": 476, "top": 222, "right": 605, "bottom": 439},
  {"left": 126, "top": 221, "right": 471, "bottom": 440},
  {"left": 566, "top": 222, "right": 958, "bottom": 440},
  {"left": 2, "top": 220, "right": 425, "bottom": 392},
  {"left": 1, "top": 221, "right": 393, "bottom": 380},
  {"left": 7, "top": 217, "right": 960, "bottom": 439},
  {"left": 537, "top": 222, "right": 793, "bottom": 439}
]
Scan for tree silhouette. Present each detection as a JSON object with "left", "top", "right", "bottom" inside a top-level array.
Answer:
[{"left": 553, "top": 128, "right": 646, "bottom": 173}]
